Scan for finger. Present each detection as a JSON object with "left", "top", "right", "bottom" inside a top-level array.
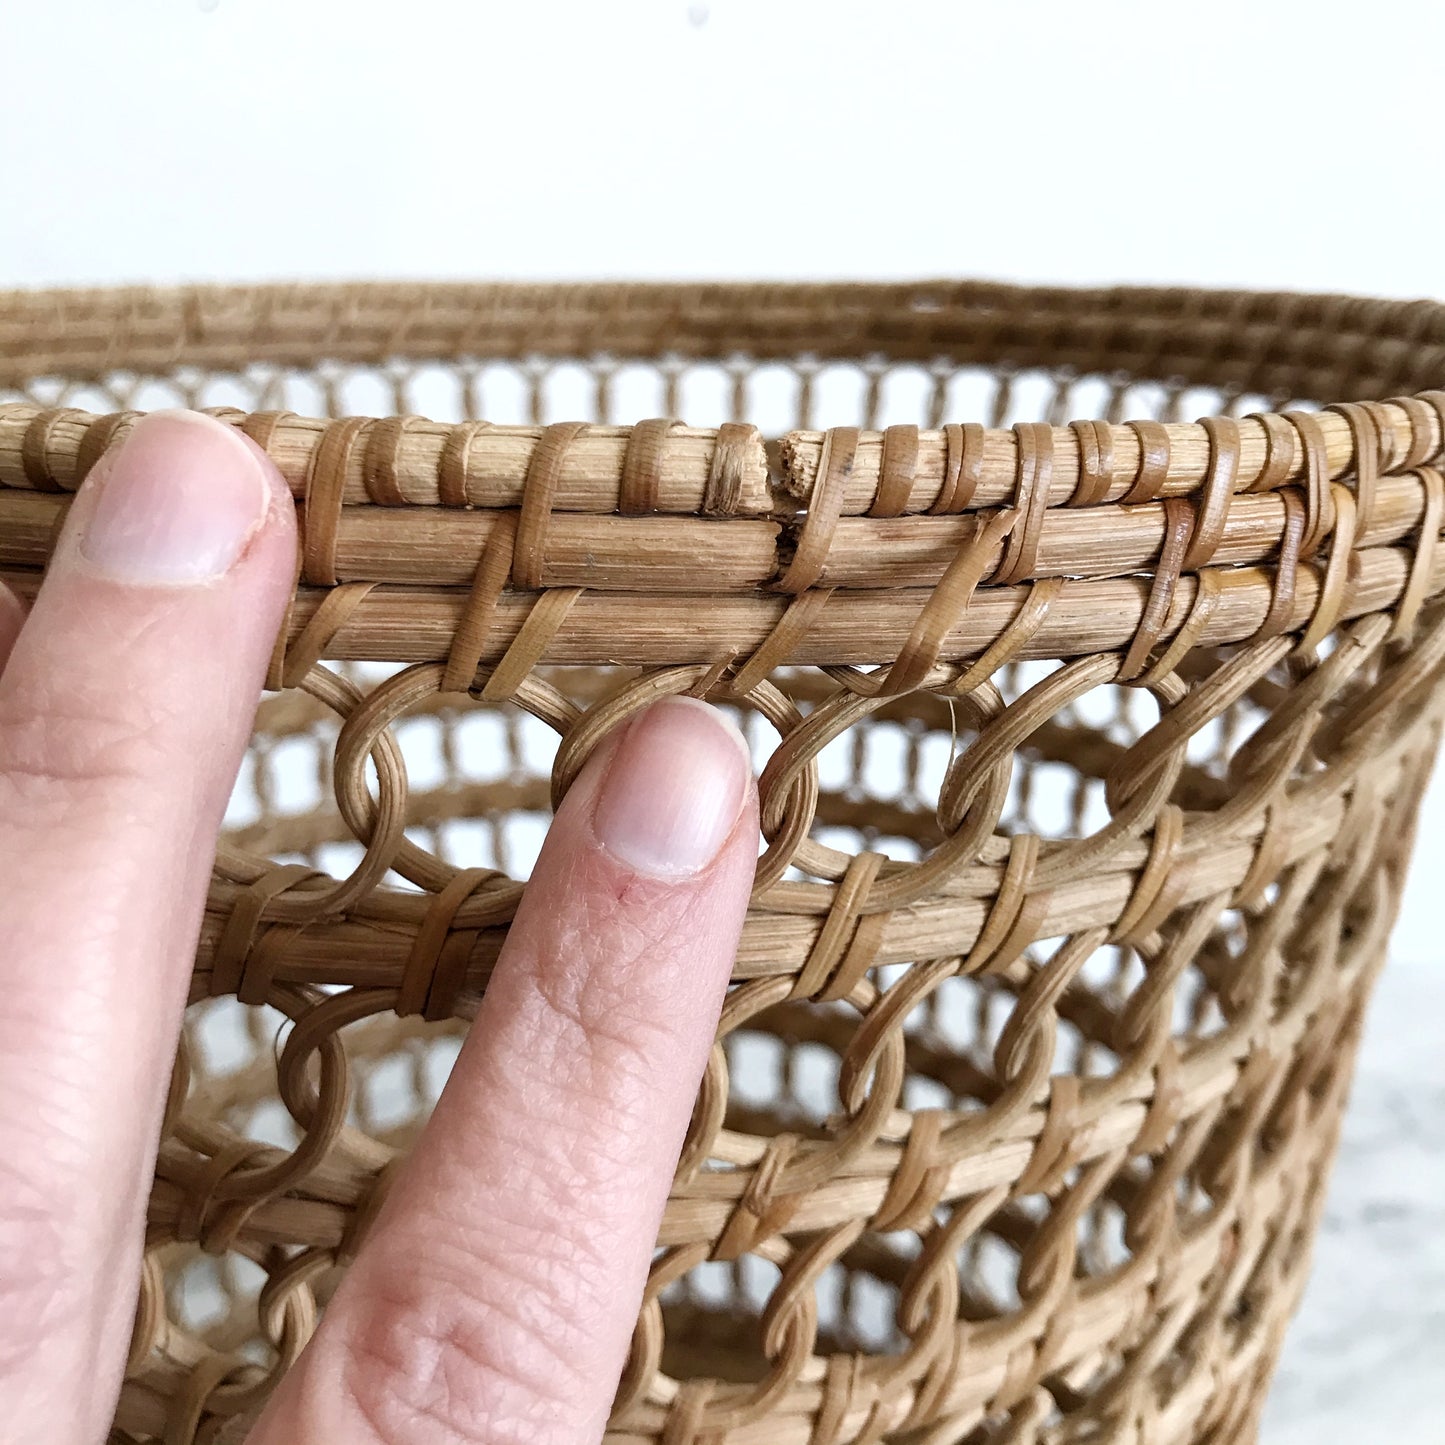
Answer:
[
  {"left": 0, "top": 579, "right": 27, "bottom": 668},
  {"left": 250, "top": 697, "right": 757, "bottom": 1445},
  {"left": 0, "top": 411, "right": 296, "bottom": 1443}
]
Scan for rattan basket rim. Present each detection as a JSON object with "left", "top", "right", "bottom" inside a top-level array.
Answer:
[
  {"left": 4, "top": 277, "right": 1445, "bottom": 389},
  {"left": 3, "top": 287, "right": 1445, "bottom": 684},
  {"left": 3, "top": 280, "right": 1445, "bottom": 689}
]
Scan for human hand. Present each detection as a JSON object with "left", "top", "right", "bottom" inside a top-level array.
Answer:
[{"left": 0, "top": 411, "right": 758, "bottom": 1444}]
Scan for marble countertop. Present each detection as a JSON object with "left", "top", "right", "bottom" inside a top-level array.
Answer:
[{"left": 1261, "top": 950, "right": 1444, "bottom": 1442}]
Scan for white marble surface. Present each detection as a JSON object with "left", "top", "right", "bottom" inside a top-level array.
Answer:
[{"left": 1261, "top": 949, "right": 1445, "bottom": 1442}]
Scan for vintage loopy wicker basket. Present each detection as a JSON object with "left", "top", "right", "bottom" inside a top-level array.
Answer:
[{"left": 2, "top": 280, "right": 1443, "bottom": 1444}]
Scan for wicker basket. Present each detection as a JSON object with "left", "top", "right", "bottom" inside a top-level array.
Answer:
[{"left": 2, "top": 280, "right": 1443, "bottom": 1445}]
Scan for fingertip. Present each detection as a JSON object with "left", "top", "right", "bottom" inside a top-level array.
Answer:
[
  {"left": 163, "top": 409, "right": 300, "bottom": 555},
  {"left": 57, "top": 409, "right": 296, "bottom": 588},
  {"left": 589, "top": 697, "right": 756, "bottom": 880},
  {"left": 137, "top": 409, "right": 298, "bottom": 536},
  {"left": 223, "top": 416, "right": 299, "bottom": 515}
]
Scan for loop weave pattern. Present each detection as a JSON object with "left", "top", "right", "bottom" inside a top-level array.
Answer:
[{"left": 0, "top": 279, "right": 1441, "bottom": 1445}]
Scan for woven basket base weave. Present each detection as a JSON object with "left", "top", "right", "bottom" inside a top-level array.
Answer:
[{"left": 0, "top": 281, "right": 1439, "bottom": 1445}]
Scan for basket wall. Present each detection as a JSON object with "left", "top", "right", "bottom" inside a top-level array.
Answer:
[{"left": 1, "top": 281, "right": 1442, "bottom": 1445}]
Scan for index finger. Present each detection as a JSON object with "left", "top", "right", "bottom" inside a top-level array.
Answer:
[{"left": 247, "top": 698, "right": 757, "bottom": 1445}]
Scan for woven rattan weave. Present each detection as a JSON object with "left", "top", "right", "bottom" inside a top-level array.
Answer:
[{"left": 1, "top": 280, "right": 1442, "bottom": 1444}]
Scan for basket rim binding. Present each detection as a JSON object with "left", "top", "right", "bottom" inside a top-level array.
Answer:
[{"left": 1, "top": 280, "right": 1444, "bottom": 682}]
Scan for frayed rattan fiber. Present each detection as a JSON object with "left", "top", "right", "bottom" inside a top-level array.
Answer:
[{"left": 2, "top": 280, "right": 1444, "bottom": 1445}]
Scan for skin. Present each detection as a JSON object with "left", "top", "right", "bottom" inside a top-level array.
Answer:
[{"left": 0, "top": 413, "right": 758, "bottom": 1444}]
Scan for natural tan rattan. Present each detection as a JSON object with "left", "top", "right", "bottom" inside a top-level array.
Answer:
[{"left": 1, "top": 280, "right": 1442, "bottom": 1444}]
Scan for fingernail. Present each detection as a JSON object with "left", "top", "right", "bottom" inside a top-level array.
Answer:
[
  {"left": 79, "top": 410, "right": 269, "bottom": 583},
  {"left": 592, "top": 697, "right": 751, "bottom": 877}
]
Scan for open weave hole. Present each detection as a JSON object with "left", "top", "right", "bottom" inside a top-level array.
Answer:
[{"left": 2, "top": 282, "right": 1444, "bottom": 1445}]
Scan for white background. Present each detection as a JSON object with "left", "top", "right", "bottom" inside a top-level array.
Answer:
[{"left": 3, "top": 1, "right": 1441, "bottom": 1439}]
